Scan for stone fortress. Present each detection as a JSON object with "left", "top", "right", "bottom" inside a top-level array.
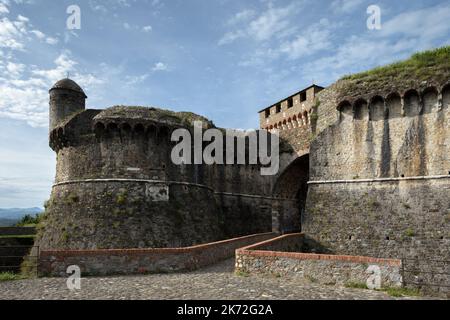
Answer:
[
  {"left": 41, "top": 80, "right": 283, "bottom": 250},
  {"left": 36, "top": 48, "right": 450, "bottom": 293}
]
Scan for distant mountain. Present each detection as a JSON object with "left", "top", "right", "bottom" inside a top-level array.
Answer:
[{"left": 0, "top": 208, "right": 43, "bottom": 226}]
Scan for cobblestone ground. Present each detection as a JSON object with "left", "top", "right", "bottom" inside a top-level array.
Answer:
[{"left": 0, "top": 259, "right": 423, "bottom": 300}]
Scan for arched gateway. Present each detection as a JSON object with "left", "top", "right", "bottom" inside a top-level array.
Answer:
[{"left": 271, "top": 154, "right": 309, "bottom": 234}]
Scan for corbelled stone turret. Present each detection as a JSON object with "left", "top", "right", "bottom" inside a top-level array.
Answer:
[{"left": 49, "top": 78, "right": 87, "bottom": 132}]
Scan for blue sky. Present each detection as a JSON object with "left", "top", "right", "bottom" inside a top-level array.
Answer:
[{"left": 1, "top": 0, "right": 450, "bottom": 208}]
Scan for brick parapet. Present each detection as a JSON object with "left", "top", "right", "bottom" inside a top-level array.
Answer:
[{"left": 39, "top": 232, "right": 277, "bottom": 277}]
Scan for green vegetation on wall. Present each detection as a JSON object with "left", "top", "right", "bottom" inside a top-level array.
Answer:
[{"left": 339, "top": 46, "right": 450, "bottom": 98}]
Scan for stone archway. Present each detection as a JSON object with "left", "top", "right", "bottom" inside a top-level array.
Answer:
[{"left": 272, "top": 154, "right": 309, "bottom": 234}]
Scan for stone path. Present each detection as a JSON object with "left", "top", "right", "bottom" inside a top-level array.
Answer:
[{"left": 0, "top": 259, "right": 422, "bottom": 300}]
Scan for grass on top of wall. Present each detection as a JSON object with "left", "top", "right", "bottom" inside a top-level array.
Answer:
[
  {"left": 341, "top": 46, "right": 450, "bottom": 82},
  {"left": 338, "top": 46, "right": 450, "bottom": 98}
]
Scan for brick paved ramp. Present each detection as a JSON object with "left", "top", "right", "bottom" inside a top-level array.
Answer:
[{"left": 0, "top": 260, "right": 423, "bottom": 300}]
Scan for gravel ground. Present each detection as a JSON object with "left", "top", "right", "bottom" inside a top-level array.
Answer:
[{"left": 0, "top": 259, "right": 424, "bottom": 300}]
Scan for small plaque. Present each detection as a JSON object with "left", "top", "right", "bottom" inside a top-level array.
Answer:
[{"left": 145, "top": 183, "right": 169, "bottom": 202}]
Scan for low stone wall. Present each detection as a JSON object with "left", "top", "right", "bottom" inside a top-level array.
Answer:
[
  {"left": 39, "top": 232, "right": 276, "bottom": 277},
  {"left": 236, "top": 234, "right": 403, "bottom": 288}
]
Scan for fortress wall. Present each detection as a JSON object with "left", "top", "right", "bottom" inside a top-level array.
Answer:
[
  {"left": 209, "top": 164, "right": 273, "bottom": 196},
  {"left": 315, "top": 85, "right": 340, "bottom": 135},
  {"left": 270, "top": 199, "right": 300, "bottom": 234},
  {"left": 278, "top": 125, "right": 311, "bottom": 156},
  {"left": 216, "top": 194, "right": 273, "bottom": 238},
  {"left": 310, "top": 86, "right": 450, "bottom": 180},
  {"left": 45, "top": 124, "right": 226, "bottom": 250},
  {"left": 39, "top": 181, "right": 222, "bottom": 250},
  {"left": 45, "top": 120, "right": 278, "bottom": 250},
  {"left": 304, "top": 84, "right": 450, "bottom": 263},
  {"left": 54, "top": 126, "right": 166, "bottom": 183},
  {"left": 304, "top": 179, "right": 450, "bottom": 260}
]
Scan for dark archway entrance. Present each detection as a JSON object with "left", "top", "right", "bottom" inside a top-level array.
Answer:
[{"left": 272, "top": 154, "right": 309, "bottom": 234}]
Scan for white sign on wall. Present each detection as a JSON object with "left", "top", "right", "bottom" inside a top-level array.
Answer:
[{"left": 146, "top": 183, "right": 169, "bottom": 202}]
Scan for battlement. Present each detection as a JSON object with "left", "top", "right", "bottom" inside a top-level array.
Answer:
[{"left": 258, "top": 85, "right": 323, "bottom": 132}]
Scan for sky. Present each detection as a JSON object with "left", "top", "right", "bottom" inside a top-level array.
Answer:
[{"left": 0, "top": 0, "right": 450, "bottom": 208}]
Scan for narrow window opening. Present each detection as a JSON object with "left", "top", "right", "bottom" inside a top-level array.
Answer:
[
  {"left": 288, "top": 98, "right": 293, "bottom": 108},
  {"left": 300, "top": 92, "right": 307, "bottom": 102}
]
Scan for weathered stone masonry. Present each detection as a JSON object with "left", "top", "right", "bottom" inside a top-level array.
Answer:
[
  {"left": 38, "top": 79, "right": 294, "bottom": 251},
  {"left": 235, "top": 234, "right": 403, "bottom": 288},
  {"left": 306, "top": 83, "right": 450, "bottom": 260},
  {"left": 39, "top": 232, "right": 276, "bottom": 277},
  {"left": 37, "top": 51, "right": 450, "bottom": 296}
]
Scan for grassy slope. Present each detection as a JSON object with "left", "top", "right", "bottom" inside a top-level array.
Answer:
[{"left": 337, "top": 46, "right": 450, "bottom": 99}]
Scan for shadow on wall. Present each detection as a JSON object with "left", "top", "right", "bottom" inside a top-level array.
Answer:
[
  {"left": 271, "top": 154, "right": 310, "bottom": 234},
  {"left": 330, "top": 84, "right": 450, "bottom": 179}
]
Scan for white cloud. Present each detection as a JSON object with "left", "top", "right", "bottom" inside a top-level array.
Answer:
[
  {"left": 219, "top": 2, "right": 299, "bottom": 45},
  {"left": 301, "top": 3, "right": 450, "bottom": 85},
  {"left": 6, "top": 61, "right": 25, "bottom": 77},
  {"left": 0, "top": 16, "right": 25, "bottom": 50},
  {"left": 0, "top": 51, "right": 104, "bottom": 128},
  {"left": 30, "top": 30, "right": 58, "bottom": 44},
  {"left": 30, "top": 29, "right": 45, "bottom": 39},
  {"left": 45, "top": 37, "right": 58, "bottom": 45},
  {"left": 0, "top": 118, "right": 55, "bottom": 208},
  {"left": 330, "top": 0, "right": 364, "bottom": 14},
  {"left": 142, "top": 25, "right": 152, "bottom": 32},
  {"left": 0, "top": 3, "right": 9, "bottom": 14},
  {"left": 91, "top": 4, "right": 108, "bottom": 14},
  {"left": 32, "top": 52, "right": 77, "bottom": 81},
  {"left": 279, "top": 19, "right": 332, "bottom": 60},
  {"left": 227, "top": 9, "right": 255, "bottom": 25},
  {"left": 17, "top": 14, "right": 28, "bottom": 22},
  {"left": 378, "top": 4, "right": 450, "bottom": 42},
  {"left": 0, "top": 10, "right": 59, "bottom": 50},
  {"left": 218, "top": 30, "right": 245, "bottom": 46},
  {"left": 125, "top": 74, "right": 149, "bottom": 85},
  {"left": 248, "top": 4, "right": 294, "bottom": 42},
  {"left": 232, "top": 7, "right": 333, "bottom": 67},
  {"left": 152, "top": 62, "right": 168, "bottom": 71},
  {"left": 123, "top": 22, "right": 153, "bottom": 33},
  {"left": 117, "top": 0, "right": 131, "bottom": 7}
]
